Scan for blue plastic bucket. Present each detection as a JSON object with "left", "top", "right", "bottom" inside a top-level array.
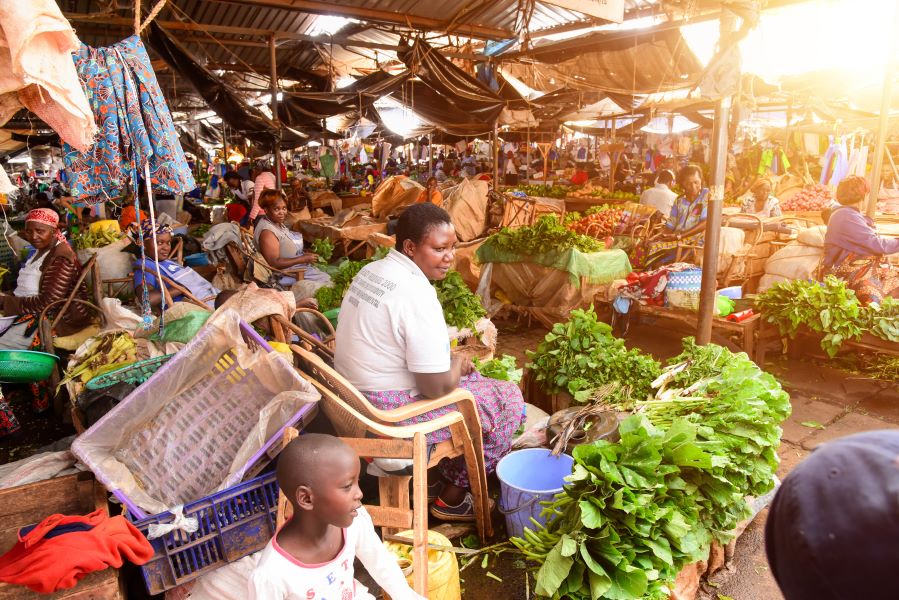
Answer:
[{"left": 496, "top": 448, "right": 574, "bottom": 538}]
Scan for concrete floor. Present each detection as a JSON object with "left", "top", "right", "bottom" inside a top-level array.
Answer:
[{"left": 459, "top": 316, "right": 899, "bottom": 600}]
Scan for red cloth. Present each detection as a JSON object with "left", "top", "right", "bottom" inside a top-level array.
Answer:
[
  {"left": 570, "top": 170, "right": 588, "bottom": 185},
  {"left": 0, "top": 509, "right": 154, "bottom": 593},
  {"left": 226, "top": 202, "right": 248, "bottom": 223}
]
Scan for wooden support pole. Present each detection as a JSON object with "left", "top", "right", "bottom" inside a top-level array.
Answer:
[
  {"left": 492, "top": 121, "right": 499, "bottom": 186},
  {"left": 867, "top": 2, "right": 899, "bottom": 217},
  {"left": 697, "top": 14, "right": 738, "bottom": 346},
  {"left": 269, "top": 35, "right": 282, "bottom": 191}
]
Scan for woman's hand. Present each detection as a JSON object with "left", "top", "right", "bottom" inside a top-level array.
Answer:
[
  {"left": 297, "top": 297, "right": 318, "bottom": 309},
  {"left": 453, "top": 354, "right": 474, "bottom": 377},
  {"left": 300, "top": 253, "right": 319, "bottom": 264}
]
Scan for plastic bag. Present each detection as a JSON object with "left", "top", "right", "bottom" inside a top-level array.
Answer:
[
  {"left": 716, "top": 295, "right": 735, "bottom": 317},
  {"left": 154, "top": 311, "right": 212, "bottom": 344}
]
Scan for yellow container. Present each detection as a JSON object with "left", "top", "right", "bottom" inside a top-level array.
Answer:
[
  {"left": 267, "top": 341, "right": 293, "bottom": 356},
  {"left": 90, "top": 219, "right": 121, "bottom": 234},
  {"left": 384, "top": 530, "right": 461, "bottom": 600}
]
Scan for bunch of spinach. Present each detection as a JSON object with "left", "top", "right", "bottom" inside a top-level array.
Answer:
[
  {"left": 526, "top": 307, "right": 660, "bottom": 403},
  {"left": 755, "top": 276, "right": 865, "bottom": 357},
  {"left": 433, "top": 270, "right": 487, "bottom": 332},
  {"left": 865, "top": 297, "right": 899, "bottom": 343},
  {"left": 515, "top": 341, "right": 790, "bottom": 600},
  {"left": 487, "top": 215, "right": 604, "bottom": 257},
  {"left": 311, "top": 238, "right": 334, "bottom": 264},
  {"left": 473, "top": 354, "right": 522, "bottom": 383}
]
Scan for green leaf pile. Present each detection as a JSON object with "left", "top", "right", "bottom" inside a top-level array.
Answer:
[
  {"left": 432, "top": 270, "right": 486, "bottom": 332},
  {"left": 487, "top": 215, "right": 604, "bottom": 256},
  {"left": 473, "top": 354, "right": 522, "bottom": 383},
  {"left": 755, "top": 276, "right": 899, "bottom": 356},
  {"left": 311, "top": 238, "right": 334, "bottom": 264},
  {"left": 526, "top": 307, "right": 661, "bottom": 403},
  {"left": 513, "top": 340, "right": 790, "bottom": 600}
]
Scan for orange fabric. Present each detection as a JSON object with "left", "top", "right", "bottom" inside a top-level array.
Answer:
[
  {"left": 0, "top": 509, "right": 154, "bottom": 593},
  {"left": 119, "top": 205, "right": 148, "bottom": 230},
  {"left": 416, "top": 188, "right": 443, "bottom": 207}
]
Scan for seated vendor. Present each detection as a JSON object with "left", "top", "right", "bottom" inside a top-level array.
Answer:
[
  {"left": 822, "top": 175, "right": 899, "bottom": 304},
  {"left": 642, "top": 165, "right": 709, "bottom": 269},
  {"left": 255, "top": 190, "right": 332, "bottom": 286},
  {"left": 741, "top": 178, "right": 782, "bottom": 218},
  {"left": 119, "top": 195, "right": 148, "bottom": 232},
  {"left": 131, "top": 221, "right": 220, "bottom": 310},
  {"left": 416, "top": 177, "right": 443, "bottom": 207},
  {"left": 334, "top": 203, "right": 525, "bottom": 521},
  {"left": 0, "top": 208, "right": 91, "bottom": 351}
]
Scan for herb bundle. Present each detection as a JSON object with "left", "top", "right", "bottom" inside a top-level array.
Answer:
[
  {"left": 433, "top": 270, "right": 487, "bottom": 332},
  {"left": 487, "top": 215, "right": 604, "bottom": 257},
  {"left": 526, "top": 307, "right": 661, "bottom": 404}
]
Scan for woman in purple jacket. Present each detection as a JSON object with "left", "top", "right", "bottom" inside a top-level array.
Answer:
[{"left": 822, "top": 176, "right": 899, "bottom": 304}]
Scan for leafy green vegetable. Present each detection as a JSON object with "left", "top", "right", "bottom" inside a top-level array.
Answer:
[
  {"left": 311, "top": 238, "right": 334, "bottom": 264},
  {"left": 512, "top": 184, "right": 572, "bottom": 199},
  {"left": 866, "top": 297, "right": 899, "bottom": 343},
  {"left": 800, "top": 420, "right": 825, "bottom": 429},
  {"left": 486, "top": 215, "right": 604, "bottom": 257},
  {"left": 584, "top": 204, "right": 617, "bottom": 216},
  {"left": 514, "top": 340, "right": 790, "bottom": 600},
  {"left": 755, "top": 276, "right": 865, "bottom": 357},
  {"left": 526, "top": 307, "right": 660, "bottom": 403},
  {"left": 473, "top": 354, "right": 523, "bottom": 383},
  {"left": 564, "top": 211, "right": 582, "bottom": 225},
  {"left": 433, "top": 270, "right": 486, "bottom": 332}
]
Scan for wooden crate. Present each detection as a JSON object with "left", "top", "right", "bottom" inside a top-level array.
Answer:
[{"left": 0, "top": 472, "right": 122, "bottom": 600}]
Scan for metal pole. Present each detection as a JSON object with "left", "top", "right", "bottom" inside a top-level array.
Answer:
[
  {"left": 269, "top": 34, "right": 281, "bottom": 191},
  {"left": 221, "top": 122, "right": 228, "bottom": 166},
  {"left": 867, "top": 3, "right": 899, "bottom": 217},
  {"left": 697, "top": 14, "right": 738, "bottom": 346},
  {"left": 428, "top": 132, "right": 433, "bottom": 176},
  {"left": 493, "top": 121, "right": 499, "bottom": 186}
]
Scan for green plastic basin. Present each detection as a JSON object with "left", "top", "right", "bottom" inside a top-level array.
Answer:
[{"left": 0, "top": 350, "right": 59, "bottom": 383}]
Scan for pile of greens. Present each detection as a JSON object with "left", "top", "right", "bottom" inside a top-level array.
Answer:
[
  {"left": 473, "top": 354, "right": 522, "bottom": 383},
  {"left": 311, "top": 238, "right": 334, "bottom": 263},
  {"left": 512, "top": 184, "right": 572, "bottom": 199},
  {"left": 527, "top": 307, "right": 661, "bottom": 403},
  {"left": 514, "top": 340, "right": 790, "bottom": 600},
  {"left": 486, "top": 215, "right": 604, "bottom": 257},
  {"left": 314, "top": 258, "right": 370, "bottom": 312},
  {"left": 433, "top": 270, "right": 487, "bottom": 332},
  {"left": 755, "top": 276, "right": 899, "bottom": 357}
]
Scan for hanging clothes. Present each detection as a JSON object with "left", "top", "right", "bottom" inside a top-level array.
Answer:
[
  {"left": 0, "top": 0, "right": 96, "bottom": 151},
  {"left": 62, "top": 35, "right": 195, "bottom": 204}
]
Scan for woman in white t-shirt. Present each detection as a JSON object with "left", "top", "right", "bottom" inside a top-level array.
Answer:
[{"left": 334, "top": 203, "right": 525, "bottom": 522}]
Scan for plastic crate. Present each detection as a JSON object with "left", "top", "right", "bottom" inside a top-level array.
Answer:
[{"left": 129, "top": 471, "right": 279, "bottom": 594}]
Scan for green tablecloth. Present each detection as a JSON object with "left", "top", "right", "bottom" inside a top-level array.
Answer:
[{"left": 476, "top": 241, "right": 632, "bottom": 286}]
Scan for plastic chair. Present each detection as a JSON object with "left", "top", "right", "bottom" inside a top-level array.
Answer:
[
  {"left": 289, "top": 345, "right": 493, "bottom": 537},
  {"left": 287, "top": 351, "right": 487, "bottom": 596},
  {"left": 270, "top": 311, "right": 335, "bottom": 361}
]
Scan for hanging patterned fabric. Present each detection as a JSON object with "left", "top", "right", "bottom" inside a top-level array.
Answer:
[{"left": 62, "top": 35, "right": 195, "bottom": 204}]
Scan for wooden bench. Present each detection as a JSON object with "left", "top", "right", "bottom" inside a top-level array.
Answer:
[
  {"left": 601, "top": 301, "right": 763, "bottom": 363},
  {"left": 756, "top": 321, "right": 899, "bottom": 365}
]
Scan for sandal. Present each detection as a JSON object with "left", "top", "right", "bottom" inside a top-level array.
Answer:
[
  {"left": 427, "top": 479, "right": 445, "bottom": 503},
  {"left": 429, "top": 493, "right": 493, "bottom": 522}
]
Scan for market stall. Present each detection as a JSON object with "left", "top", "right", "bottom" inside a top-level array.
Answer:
[{"left": 476, "top": 216, "right": 632, "bottom": 327}]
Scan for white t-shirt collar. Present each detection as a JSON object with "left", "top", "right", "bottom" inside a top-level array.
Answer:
[{"left": 386, "top": 248, "right": 428, "bottom": 282}]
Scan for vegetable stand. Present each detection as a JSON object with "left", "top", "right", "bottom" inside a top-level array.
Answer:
[{"left": 296, "top": 214, "right": 387, "bottom": 259}]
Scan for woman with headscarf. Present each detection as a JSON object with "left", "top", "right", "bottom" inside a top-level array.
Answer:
[
  {"left": 823, "top": 175, "right": 899, "bottom": 304},
  {"left": 131, "top": 220, "right": 220, "bottom": 310},
  {"left": 641, "top": 164, "right": 709, "bottom": 269},
  {"left": 741, "top": 178, "right": 782, "bottom": 218},
  {"left": 0, "top": 208, "right": 91, "bottom": 351}
]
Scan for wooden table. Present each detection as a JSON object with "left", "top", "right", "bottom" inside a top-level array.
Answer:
[
  {"left": 756, "top": 321, "right": 899, "bottom": 365},
  {"left": 611, "top": 302, "right": 763, "bottom": 363}
]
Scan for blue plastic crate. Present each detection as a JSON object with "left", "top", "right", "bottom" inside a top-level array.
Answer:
[{"left": 128, "top": 471, "right": 280, "bottom": 594}]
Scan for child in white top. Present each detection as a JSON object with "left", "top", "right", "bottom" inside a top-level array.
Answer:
[{"left": 249, "top": 434, "right": 424, "bottom": 600}]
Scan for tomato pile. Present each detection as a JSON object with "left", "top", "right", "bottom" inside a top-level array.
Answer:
[
  {"left": 780, "top": 184, "right": 833, "bottom": 211},
  {"left": 567, "top": 209, "right": 624, "bottom": 238}
]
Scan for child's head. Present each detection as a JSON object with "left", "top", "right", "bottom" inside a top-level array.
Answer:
[{"left": 277, "top": 434, "right": 362, "bottom": 528}]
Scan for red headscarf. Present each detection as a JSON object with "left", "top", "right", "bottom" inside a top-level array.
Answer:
[{"left": 25, "top": 208, "right": 66, "bottom": 242}]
